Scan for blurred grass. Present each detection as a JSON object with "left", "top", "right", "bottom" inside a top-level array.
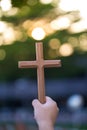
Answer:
[{"left": 0, "top": 122, "right": 87, "bottom": 130}]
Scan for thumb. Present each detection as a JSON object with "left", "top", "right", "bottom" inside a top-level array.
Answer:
[{"left": 32, "top": 99, "right": 41, "bottom": 108}]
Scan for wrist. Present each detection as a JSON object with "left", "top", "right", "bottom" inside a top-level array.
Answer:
[{"left": 38, "top": 122, "right": 54, "bottom": 130}]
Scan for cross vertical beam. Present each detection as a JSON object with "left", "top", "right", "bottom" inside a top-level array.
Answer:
[{"left": 36, "top": 43, "right": 46, "bottom": 103}]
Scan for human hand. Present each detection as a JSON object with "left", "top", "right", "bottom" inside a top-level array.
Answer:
[{"left": 32, "top": 96, "right": 59, "bottom": 129}]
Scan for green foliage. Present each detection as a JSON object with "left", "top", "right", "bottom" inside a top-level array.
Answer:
[
  {"left": 0, "top": 0, "right": 87, "bottom": 81},
  {"left": 12, "top": 0, "right": 27, "bottom": 7}
]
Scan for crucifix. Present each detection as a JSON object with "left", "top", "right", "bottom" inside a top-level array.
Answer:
[{"left": 18, "top": 42, "right": 61, "bottom": 104}]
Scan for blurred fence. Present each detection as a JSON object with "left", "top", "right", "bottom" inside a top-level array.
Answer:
[
  {"left": 0, "top": 77, "right": 87, "bottom": 100},
  {"left": 0, "top": 77, "right": 87, "bottom": 129}
]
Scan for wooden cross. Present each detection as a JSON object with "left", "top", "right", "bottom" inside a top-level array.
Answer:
[{"left": 18, "top": 42, "right": 61, "bottom": 104}]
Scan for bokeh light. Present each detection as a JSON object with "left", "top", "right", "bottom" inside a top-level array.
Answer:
[
  {"left": 40, "top": 0, "right": 53, "bottom": 4},
  {"left": 68, "top": 20, "right": 87, "bottom": 33},
  {"left": 0, "top": 36, "right": 3, "bottom": 46},
  {"left": 59, "top": 43, "right": 74, "bottom": 56},
  {"left": 0, "top": 21, "right": 7, "bottom": 33},
  {"left": 31, "top": 27, "right": 46, "bottom": 40},
  {"left": 49, "top": 38, "right": 60, "bottom": 50},
  {"left": 79, "top": 34, "right": 87, "bottom": 52},
  {"left": 27, "top": 0, "right": 38, "bottom": 6},
  {"left": 59, "top": 0, "right": 87, "bottom": 19},
  {"left": 59, "top": 0, "right": 78, "bottom": 11},
  {"left": 68, "top": 37, "right": 79, "bottom": 48},
  {"left": 67, "top": 94, "right": 84, "bottom": 110},
  {"left": 3, "top": 27, "right": 15, "bottom": 45},
  {"left": 5, "top": 7, "right": 19, "bottom": 16},
  {"left": 0, "top": 0, "right": 12, "bottom": 11},
  {"left": 0, "top": 49, "right": 6, "bottom": 60},
  {"left": 50, "top": 16, "right": 70, "bottom": 30}
]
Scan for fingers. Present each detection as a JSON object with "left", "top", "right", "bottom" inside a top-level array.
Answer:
[
  {"left": 45, "top": 96, "right": 58, "bottom": 109},
  {"left": 46, "top": 96, "right": 56, "bottom": 104},
  {"left": 32, "top": 96, "right": 58, "bottom": 108},
  {"left": 46, "top": 96, "right": 53, "bottom": 101},
  {"left": 32, "top": 96, "right": 55, "bottom": 106}
]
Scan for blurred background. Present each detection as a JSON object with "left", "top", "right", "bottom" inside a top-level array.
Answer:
[{"left": 0, "top": 0, "right": 87, "bottom": 129}]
